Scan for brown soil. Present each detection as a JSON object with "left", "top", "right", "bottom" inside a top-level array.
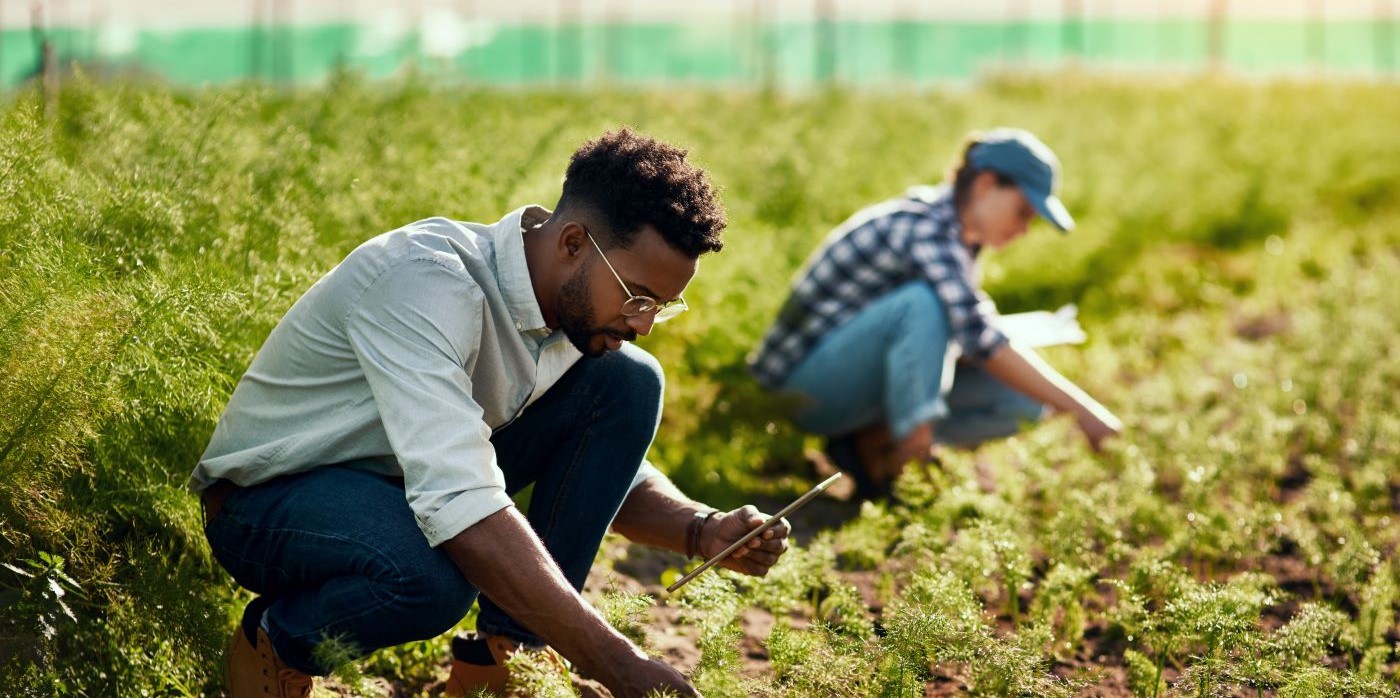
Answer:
[
  {"left": 343, "top": 459, "right": 1373, "bottom": 698},
  {"left": 351, "top": 536, "right": 1362, "bottom": 698}
]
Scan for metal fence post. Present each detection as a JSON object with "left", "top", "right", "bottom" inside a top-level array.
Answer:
[
  {"left": 275, "top": 0, "right": 292, "bottom": 84},
  {"left": 1005, "top": 0, "right": 1030, "bottom": 67},
  {"left": 31, "top": 1, "right": 57, "bottom": 116},
  {"left": 1208, "top": 0, "right": 1227, "bottom": 72},
  {"left": 1378, "top": 0, "right": 1395, "bottom": 76},
  {"left": 816, "top": 0, "right": 836, "bottom": 85},
  {"left": 1063, "top": 0, "right": 1083, "bottom": 65},
  {"left": 250, "top": 0, "right": 264, "bottom": 81},
  {"left": 1308, "top": 0, "right": 1325, "bottom": 73}
]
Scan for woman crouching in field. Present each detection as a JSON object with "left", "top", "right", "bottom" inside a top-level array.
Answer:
[{"left": 748, "top": 128, "right": 1123, "bottom": 499}]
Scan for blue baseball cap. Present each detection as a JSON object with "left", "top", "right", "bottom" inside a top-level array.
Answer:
[{"left": 967, "top": 128, "right": 1075, "bottom": 232}]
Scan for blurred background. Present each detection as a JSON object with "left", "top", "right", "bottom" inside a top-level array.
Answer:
[{"left": 2, "top": 0, "right": 1397, "bottom": 89}]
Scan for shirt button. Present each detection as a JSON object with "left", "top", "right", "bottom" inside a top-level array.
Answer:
[{"left": 515, "top": 322, "right": 522, "bottom": 330}]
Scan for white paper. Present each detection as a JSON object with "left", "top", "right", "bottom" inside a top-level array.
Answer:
[{"left": 994, "top": 304, "right": 1086, "bottom": 348}]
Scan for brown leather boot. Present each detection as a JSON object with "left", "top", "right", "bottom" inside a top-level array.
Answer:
[
  {"left": 225, "top": 623, "right": 313, "bottom": 698},
  {"left": 444, "top": 633, "right": 569, "bottom": 697}
]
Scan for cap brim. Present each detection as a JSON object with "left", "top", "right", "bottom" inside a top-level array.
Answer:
[{"left": 1028, "top": 192, "right": 1075, "bottom": 233}]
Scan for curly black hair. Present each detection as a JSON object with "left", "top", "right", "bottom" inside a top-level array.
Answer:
[{"left": 557, "top": 128, "right": 726, "bottom": 259}]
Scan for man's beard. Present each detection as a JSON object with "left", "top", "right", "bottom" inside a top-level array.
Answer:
[{"left": 558, "top": 264, "right": 634, "bottom": 357}]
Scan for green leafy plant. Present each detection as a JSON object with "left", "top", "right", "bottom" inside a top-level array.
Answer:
[{"left": 2, "top": 73, "right": 1399, "bottom": 695}]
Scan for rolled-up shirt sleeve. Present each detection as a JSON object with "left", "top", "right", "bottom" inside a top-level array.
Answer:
[
  {"left": 631, "top": 459, "right": 665, "bottom": 491},
  {"left": 345, "top": 258, "right": 515, "bottom": 547},
  {"left": 911, "top": 239, "right": 1009, "bottom": 363}
]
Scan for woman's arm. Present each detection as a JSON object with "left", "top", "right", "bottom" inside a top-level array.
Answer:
[{"left": 981, "top": 340, "right": 1123, "bottom": 450}]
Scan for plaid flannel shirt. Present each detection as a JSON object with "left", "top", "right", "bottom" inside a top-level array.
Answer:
[{"left": 748, "top": 185, "right": 1008, "bottom": 389}]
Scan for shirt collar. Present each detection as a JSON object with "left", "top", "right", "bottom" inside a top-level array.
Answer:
[
  {"left": 912, "top": 184, "right": 978, "bottom": 258},
  {"left": 490, "top": 204, "right": 552, "bottom": 335}
]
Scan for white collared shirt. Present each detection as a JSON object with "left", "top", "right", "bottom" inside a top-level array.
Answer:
[{"left": 191, "top": 206, "right": 662, "bottom": 546}]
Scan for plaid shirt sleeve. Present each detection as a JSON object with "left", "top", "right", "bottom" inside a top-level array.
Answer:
[
  {"left": 909, "top": 236, "right": 1008, "bottom": 362},
  {"left": 749, "top": 190, "right": 1009, "bottom": 387}
]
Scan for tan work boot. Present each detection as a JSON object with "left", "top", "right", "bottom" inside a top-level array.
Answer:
[
  {"left": 444, "top": 633, "right": 569, "bottom": 697},
  {"left": 225, "top": 623, "right": 313, "bottom": 698}
]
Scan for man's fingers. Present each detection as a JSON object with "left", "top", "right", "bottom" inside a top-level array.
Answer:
[
  {"left": 722, "top": 557, "right": 764, "bottom": 576},
  {"left": 754, "top": 537, "right": 787, "bottom": 555},
  {"left": 719, "top": 544, "right": 788, "bottom": 575},
  {"left": 745, "top": 534, "right": 785, "bottom": 551},
  {"left": 735, "top": 509, "right": 789, "bottom": 535},
  {"left": 743, "top": 550, "right": 781, "bottom": 567}
]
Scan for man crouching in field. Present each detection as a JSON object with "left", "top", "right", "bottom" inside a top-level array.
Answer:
[{"left": 189, "top": 129, "right": 789, "bottom": 697}]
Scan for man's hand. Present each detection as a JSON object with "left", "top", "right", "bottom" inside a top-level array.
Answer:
[
  {"left": 1075, "top": 405, "right": 1123, "bottom": 451},
  {"left": 595, "top": 652, "right": 700, "bottom": 698},
  {"left": 443, "top": 508, "right": 698, "bottom": 697},
  {"left": 698, "top": 505, "right": 791, "bottom": 576}
]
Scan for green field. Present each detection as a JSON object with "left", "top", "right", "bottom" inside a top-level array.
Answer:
[{"left": 1, "top": 73, "right": 1399, "bottom": 695}]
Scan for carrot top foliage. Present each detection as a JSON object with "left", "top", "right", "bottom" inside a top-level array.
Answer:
[{"left": 1, "top": 72, "right": 1398, "bottom": 695}]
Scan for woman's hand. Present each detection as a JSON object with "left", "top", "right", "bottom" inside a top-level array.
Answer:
[
  {"left": 1075, "top": 405, "right": 1123, "bottom": 451},
  {"left": 983, "top": 342, "right": 1126, "bottom": 453},
  {"left": 698, "top": 505, "right": 791, "bottom": 577}
]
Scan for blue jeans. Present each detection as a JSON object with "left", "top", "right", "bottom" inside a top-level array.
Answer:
[
  {"left": 781, "top": 281, "right": 1044, "bottom": 445},
  {"left": 203, "top": 344, "right": 663, "bottom": 674}
]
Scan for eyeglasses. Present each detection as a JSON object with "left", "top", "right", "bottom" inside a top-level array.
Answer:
[{"left": 584, "top": 227, "right": 689, "bottom": 323}]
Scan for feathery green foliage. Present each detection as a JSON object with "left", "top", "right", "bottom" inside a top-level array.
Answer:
[{"left": 1, "top": 72, "right": 1398, "bottom": 694}]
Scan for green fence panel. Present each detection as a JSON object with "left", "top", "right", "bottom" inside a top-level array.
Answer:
[{"left": 4, "top": 19, "right": 1397, "bottom": 90}]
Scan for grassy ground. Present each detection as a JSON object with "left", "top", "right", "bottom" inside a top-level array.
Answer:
[{"left": 1, "top": 72, "right": 1398, "bottom": 695}]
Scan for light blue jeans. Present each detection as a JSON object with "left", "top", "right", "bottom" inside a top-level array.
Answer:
[{"left": 781, "top": 281, "right": 1045, "bottom": 446}]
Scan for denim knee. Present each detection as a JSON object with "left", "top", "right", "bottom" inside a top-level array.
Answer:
[
  {"left": 382, "top": 550, "right": 478, "bottom": 641},
  {"left": 781, "top": 280, "right": 954, "bottom": 438},
  {"left": 593, "top": 344, "right": 664, "bottom": 419},
  {"left": 888, "top": 282, "right": 949, "bottom": 332}
]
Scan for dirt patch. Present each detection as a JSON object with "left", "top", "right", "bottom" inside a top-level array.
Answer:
[
  {"left": 1233, "top": 311, "right": 1292, "bottom": 341},
  {"left": 366, "top": 538, "right": 1360, "bottom": 698},
  {"left": 646, "top": 594, "right": 703, "bottom": 675},
  {"left": 341, "top": 489, "right": 1366, "bottom": 698}
]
